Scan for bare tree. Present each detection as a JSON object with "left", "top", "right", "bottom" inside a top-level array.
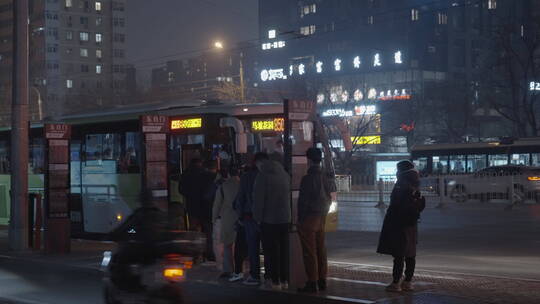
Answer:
[{"left": 482, "top": 15, "right": 540, "bottom": 137}]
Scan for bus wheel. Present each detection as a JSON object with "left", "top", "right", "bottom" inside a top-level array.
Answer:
[{"left": 450, "top": 185, "right": 468, "bottom": 203}]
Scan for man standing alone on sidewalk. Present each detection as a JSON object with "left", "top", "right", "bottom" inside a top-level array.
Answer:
[
  {"left": 297, "top": 148, "right": 336, "bottom": 293},
  {"left": 253, "top": 155, "right": 291, "bottom": 290}
]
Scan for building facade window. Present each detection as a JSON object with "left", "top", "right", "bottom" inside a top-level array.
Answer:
[
  {"left": 80, "top": 16, "right": 88, "bottom": 25},
  {"left": 96, "top": 49, "right": 102, "bottom": 58},
  {"left": 96, "top": 64, "right": 102, "bottom": 74},
  {"left": 113, "top": 18, "right": 125, "bottom": 27},
  {"left": 65, "top": 0, "right": 72, "bottom": 7},
  {"left": 488, "top": 0, "right": 497, "bottom": 10},
  {"left": 438, "top": 12, "right": 448, "bottom": 24},
  {"left": 66, "top": 30, "right": 73, "bottom": 40},
  {"left": 96, "top": 17, "right": 103, "bottom": 26},
  {"left": 80, "top": 48, "right": 88, "bottom": 57},
  {"left": 95, "top": 1, "right": 102, "bottom": 11},
  {"left": 300, "top": 3, "right": 316, "bottom": 17},
  {"left": 79, "top": 32, "right": 89, "bottom": 41},
  {"left": 95, "top": 33, "right": 103, "bottom": 43},
  {"left": 81, "top": 64, "right": 89, "bottom": 72},
  {"left": 66, "top": 79, "right": 73, "bottom": 88},
  {"left": 113, "top": 49, "right": 125, "bottom": 58},
  {"left": 300, "top": 25, "right": 316, "bottom": 35},
  {"left": 114, "top": 33, "right": 125, "bottom": 42},
  {"left": 367, "top": 15, "right": 374, "bottom": 25},
  {"left": 411, "top": 9, "right": 419, "bottom": 21}
]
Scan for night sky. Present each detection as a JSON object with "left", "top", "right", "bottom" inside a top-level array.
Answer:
[{"left": 126, "top": 0, "right": 259, "bottom": 84}]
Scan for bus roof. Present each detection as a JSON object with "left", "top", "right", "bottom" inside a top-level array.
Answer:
[{"left": 47, "top": 101, "right": 284, "bottom": 126}]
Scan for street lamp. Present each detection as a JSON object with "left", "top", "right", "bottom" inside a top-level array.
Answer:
[
  {"left": 213, "top": 41, "right": 245, "bottom": 103},
  {"left": 214, "top": 41, "right": 224, "bottom": 49}
]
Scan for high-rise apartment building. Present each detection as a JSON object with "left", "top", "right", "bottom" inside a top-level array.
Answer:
[
  {"left": 0, "top": 0, "right": 127, "bottom": 122},
  {"left": 257, "top": 0, "right": 540, "bottom": 146}
]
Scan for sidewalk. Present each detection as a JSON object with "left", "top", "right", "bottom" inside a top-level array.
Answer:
[{"left": 1, "top": 228, "right": 538, "bottom": 304}]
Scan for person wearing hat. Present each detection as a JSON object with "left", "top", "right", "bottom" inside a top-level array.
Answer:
[
  {"left": 377, "top": 160, "right": 426, "bottom": 292},
  {"left": 297, "top": 148, "right": 337, "bottom": 293}
]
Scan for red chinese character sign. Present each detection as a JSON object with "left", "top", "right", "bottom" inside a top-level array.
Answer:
[{"left": 44, "top": 123, "right": 71, "bottom": 254}]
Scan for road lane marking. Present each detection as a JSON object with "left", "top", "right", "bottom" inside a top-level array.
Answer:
[
  {"left": 328, "top": 260, "right": 540, "bottom": 283},
  {"left": 324, "top": 295, "right": 375, "bottom": 304},
  {"left": 327, "top": 277, "right": 387, "bottom": 286}
]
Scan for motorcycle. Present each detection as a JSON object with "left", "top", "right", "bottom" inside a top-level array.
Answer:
[{"left": 101, "top": 207, "right": 206, "bottom": 304}]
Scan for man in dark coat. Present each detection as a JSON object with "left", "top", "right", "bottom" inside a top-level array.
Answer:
[
  {"left": 297, "top": 148, "right": 336, "bottom": 293},
  {"left": 377, "top": 160, "right": 426, "bottom": 292},
  {"left": 232, "top": 153, "right": 269, "bottom": 286},
  {"left": 178, "top": 158, "right": 205, "bottom": 231}
]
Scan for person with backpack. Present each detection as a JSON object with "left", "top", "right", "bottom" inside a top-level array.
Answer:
[
  {"left": 377, "top": 160, "right": 426, "bottom": 292},
  {"left": 297, "top": 148, "right": 336, "bottom": 293}
]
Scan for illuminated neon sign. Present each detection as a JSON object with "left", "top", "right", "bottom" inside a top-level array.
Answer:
[
  {"left": 351, "top": 136, "right": 381, "bottom": 145},
  {"left": 170, "top": 118, "right": 202, "bottom": 130},
  {"left": 251, "top": 118, "right": 285, "bottom": 132}
]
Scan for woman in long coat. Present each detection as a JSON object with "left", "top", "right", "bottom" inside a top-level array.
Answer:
[
  {"left": 377, "top": 160, "right": 426, "bottom": 292},
  {"left": 212, "top": 169, "right": 241, "bottom": 278}
]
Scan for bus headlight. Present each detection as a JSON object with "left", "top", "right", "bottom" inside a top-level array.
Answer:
[{"left": 328, "top": 201, "right": 338, "bottom": 214}]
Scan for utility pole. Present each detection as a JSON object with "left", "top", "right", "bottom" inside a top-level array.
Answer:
[{"left": 9, "top": 0, "right": 30, "bottom": 251}]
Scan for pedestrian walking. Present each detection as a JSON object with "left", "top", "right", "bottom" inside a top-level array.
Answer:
[
  {"left": 233, "top": 153, "right": 269, "bottom": 286},
  {"left": 212, "top": 168, "right": 241, "bottom": 278},
  {"left": 297, "top": 148, "right": 336, "bottom": 293},
  {"left": 377, "top": 160, "right": 426, "bottom": 292},
  {"left": 253, "top": 154, "right": 291, "bottom": 290}
]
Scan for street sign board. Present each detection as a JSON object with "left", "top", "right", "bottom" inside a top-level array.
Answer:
[
  {"left": 45, "top": 124, "right": 71, "bottom": 139},
  {"left": 141, "top": 115, "right": 169, "bottom": 133}
]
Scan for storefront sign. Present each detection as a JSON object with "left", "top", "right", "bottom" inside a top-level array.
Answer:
[
  {"left": 260, "top": 68, "right": 288, "bottom": 81},
  {"left": 322, "top": 105, "right": 376, "bottom": 117},
  {"left": 531, "top": 81, "right": 540, "bottom": 91},
  {"left": 170, "top": 118, "right": 202, "bottom": 130},
  {"left": 251, "top": 118, "right": 285, "bottom": 132},
  {"left": 351, "top": 136, "right": 381, "bottom": 145}
]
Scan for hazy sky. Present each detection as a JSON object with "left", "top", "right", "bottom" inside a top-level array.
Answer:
[{"left": 126, "top": 0, "right": 259, "bottom": 81}]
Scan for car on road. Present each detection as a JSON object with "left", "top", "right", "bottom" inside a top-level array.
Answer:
[{"left": 446, "top": 165, "right": 540, "bottom": 203}]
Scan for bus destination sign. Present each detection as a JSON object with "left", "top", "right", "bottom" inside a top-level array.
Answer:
[
  {"left": 171, "top": 118, "right": 203, "bottom": 130},
  {"left": 251, "top": 118, "right": 285, "bottom": 132}
]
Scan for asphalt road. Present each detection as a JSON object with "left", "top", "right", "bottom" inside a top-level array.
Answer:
[
  {"left": 331, "top": 202, "right": 540, "bottom": 280},
  {"left": 0, "top": 257, "right": 357, "bottom": 304}
]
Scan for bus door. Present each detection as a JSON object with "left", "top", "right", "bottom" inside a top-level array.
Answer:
[{"left": 181, "top": 144, "right": 203, "bottom": 174}]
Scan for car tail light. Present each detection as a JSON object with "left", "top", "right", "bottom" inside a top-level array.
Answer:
[
  {"left": 528, "top": 176, "right": 540, "bottom": 181},
  {"left": 163, "top": 267, "right": 185, "bottom": 281}
]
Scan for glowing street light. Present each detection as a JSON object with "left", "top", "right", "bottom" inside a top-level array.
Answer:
[{"left": 214, "top": 41, "right": 224, "bottom": 49}]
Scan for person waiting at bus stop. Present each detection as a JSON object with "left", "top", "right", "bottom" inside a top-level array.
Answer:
[
  {"left": 253, "top": 154, "right": 291, "bottom": 290},
  {"left": 232, "top": 153, "right": 270, "bottom": 285},
  {"left": 297, "top": 148, "right": 336, "bottom": 293},
  {"left": 377, "top": 160, "right": 426, "bottom": 292},
  {"left": 212, "top": 167, "right": 242, "bottom": 279},
  {"left": 179, "top": 158, "right": 205, "bottom": 231}
]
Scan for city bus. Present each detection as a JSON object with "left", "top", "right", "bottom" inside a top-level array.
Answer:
[
  {"left": 411, "top": 138, "right": 540, "bottom": 203},
  {"left": 0, "top": 101, "right": 338, "bottom": 235}
]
